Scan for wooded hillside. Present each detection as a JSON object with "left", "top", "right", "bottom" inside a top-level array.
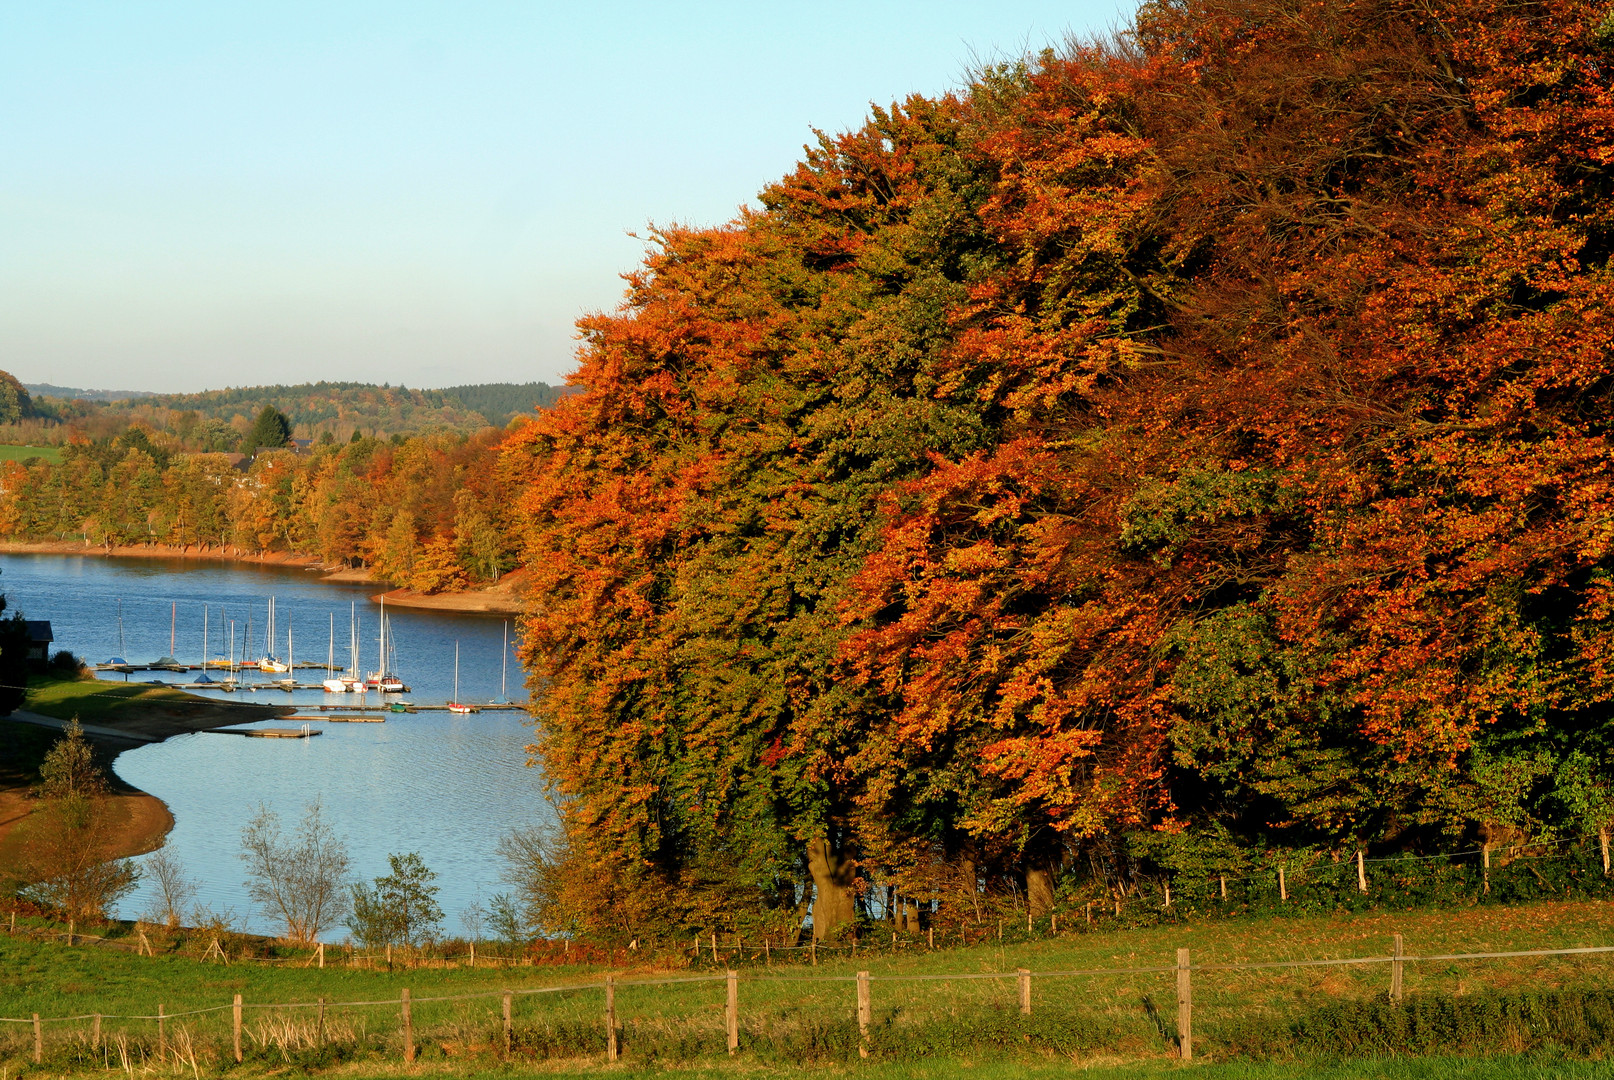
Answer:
[{"left": 499, "top": 0, "right": 1614, "bottom": 941}]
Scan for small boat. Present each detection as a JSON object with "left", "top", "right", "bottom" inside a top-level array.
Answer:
[
  {"left": 153, "top": 602, "right": 184, "bottom": 670},
  {"left": 447, "top": 641, "right": 478, "bottom": 713},
  {"left": 257, "top": 597, "right": 288, "bottom": 671},
  {"left": 194, "top": 672, "right": 216, "bottom": 685},
  {"left": 364, "top": 597, "right": 408, "bottom": 692}
]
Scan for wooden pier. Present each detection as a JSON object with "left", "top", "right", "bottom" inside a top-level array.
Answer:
[{"left": 211, "top": 727, "right": 321, "bottom": 739}]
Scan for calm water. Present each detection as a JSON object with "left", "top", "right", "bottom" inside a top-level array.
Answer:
[{"left": 0, "top": 553, "right": 553, "bottom": 938}]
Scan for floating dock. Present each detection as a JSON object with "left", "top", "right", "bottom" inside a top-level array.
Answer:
[
  {"left": 289, "top": 714, "right": 386, "bottom": 723},
  {"left": 211, "top": 727, "right": 321, "bottom": 739}
]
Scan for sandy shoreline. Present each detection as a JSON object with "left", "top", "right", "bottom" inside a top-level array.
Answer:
[{"left": 0, "top": 540, "right": 527, "bottom": 615}]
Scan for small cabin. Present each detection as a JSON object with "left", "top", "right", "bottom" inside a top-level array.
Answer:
[{"left": 24, "top": 620, "right": 52, "bottom": 666}]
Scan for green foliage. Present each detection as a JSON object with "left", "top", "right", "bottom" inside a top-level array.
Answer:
[
  {"left": 0, "top": 370, "right": 33, "bottom": 425},
  {"left": 347, "top": 852, "right": 444, "bottom": 947},
  {"left": 35, "top": 718, "right": 105, "bottom": 801},
  {"left": 440, "top": 381, "right": 570, "bottom": 427},
  {"left": 245, "top": 405, "right": 292, "bottom": 451}
]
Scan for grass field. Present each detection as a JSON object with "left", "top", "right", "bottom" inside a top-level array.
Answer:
[
  {"left": 22, "top": 674, "right": 206, "bottom": 723},
  {"left": 0, "top": 443, "right": 62, "bottom": 464},
  {"left": 2, "top": 898, "right": 1611, "bottom": 1076}
]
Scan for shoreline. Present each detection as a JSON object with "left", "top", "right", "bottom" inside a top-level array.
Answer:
[
  {"left": 0, "top": 540, "right": 527, "bottom": 615},
  {"left": 0, "top": 694, "right": 293, "bottom": 880}
]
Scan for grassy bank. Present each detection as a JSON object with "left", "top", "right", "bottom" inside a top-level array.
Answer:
[
  {"left": 24, "top": 674, "right": 212, "bottom": 724},
  {"left": 2, "top": 899, "right": 1611, "bottom": 1075}
]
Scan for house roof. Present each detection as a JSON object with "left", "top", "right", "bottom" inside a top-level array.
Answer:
[{"left": 25, "top": 620, "right": 52, "bottom": 643}]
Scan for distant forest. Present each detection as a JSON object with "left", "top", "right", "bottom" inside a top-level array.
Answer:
[{"left": 7, "top": 379, "right": 572, "bottom": 447}]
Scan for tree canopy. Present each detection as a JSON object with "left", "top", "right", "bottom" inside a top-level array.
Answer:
[{"left": 502, "top": 0, "right": 1614, "bottom": 939}]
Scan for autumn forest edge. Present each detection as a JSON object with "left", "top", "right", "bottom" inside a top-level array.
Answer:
[{"left": 6, "top": 0, "right": 1614, "bottom": 943}]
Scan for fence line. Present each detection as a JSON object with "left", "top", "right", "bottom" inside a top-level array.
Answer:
[{"left": 5, "top": 941, "right": 1610, "bottom": 1026}]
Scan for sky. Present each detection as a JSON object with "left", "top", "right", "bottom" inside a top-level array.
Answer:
[{"left": 0, "top": 1, "right": 1131, "bottom": 394}]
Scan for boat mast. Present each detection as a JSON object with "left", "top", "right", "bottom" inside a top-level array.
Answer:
[
  {"left": 202, "top": 606, "right": 209, "bottom": 669},
  {"left": 229, "top": 621, "right": 236, "bottom": 680},
  {"left": 378, "top": 595, "right": 385, "bottom": 677},
  {"left": 117, "top": 598, "right": 125, "bottom": 657},
  {"left": 454, "top": 640, "right": 460, "bottom": 704},
  {"left": 169, "top": 601, "right": 176, "bottom": 657},
  {"left": 328, "top": 612, "right": 335, "bottom": 677}
]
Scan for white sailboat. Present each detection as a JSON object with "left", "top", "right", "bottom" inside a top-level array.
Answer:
[
  {"left": 365, "top": 595, "right": 406, "bottom": 692},
  {"left": 258, "top": 597, "right": 288, "bottom": 672},
  {"left": 448, "top": 640, "right": 476, "bottom": 713}
]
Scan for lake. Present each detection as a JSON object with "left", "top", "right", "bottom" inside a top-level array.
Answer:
[{"left": 0, "top": 552, "right": 553, "bottom": 939}]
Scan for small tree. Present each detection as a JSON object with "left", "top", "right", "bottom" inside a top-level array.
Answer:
[
  {"left": 22, "top": 720, "right": 137, "bottom": 922},
  {"left": 141, "top": 845, "right": 197, "bottom": 930},
  {"left": 486, "top": 892, "right": 528, "bottom": 951},
  {"left": 347, "top": 852, "right": 443, "bottom": 947},
  {"left": 240, "top": 802, "right": 350, "bottom": 944},
  {"left": 38, "top": 718, "right": 105, "bottom": 800}
]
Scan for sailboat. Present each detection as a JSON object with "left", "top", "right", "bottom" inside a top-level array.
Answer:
[
  {"left": 322, "top": 612, "right": 346, "bottom": 692},
  {"left": 194, "top": 605, "right": 216, "bottom": 684},
  {"left": 365, "top": 595, "right": 407, "bottom": 692},
  {"left": 105, "top": 598, "right": 132, "bottom": 672},
  {"left": 448, "top": 641, "right": 477, "bottom": 713},
  {"left": 154, "top": 601, "right": 183, "bottom": 670},
  {"left": 275, "top": 625, "right": 296, "bottom": 690},
  {"left": 327, "top": 602, "right": 366, "bottom": 691},
  {"left": 258, "top": 597, "right": 288, "bottom": 672}
]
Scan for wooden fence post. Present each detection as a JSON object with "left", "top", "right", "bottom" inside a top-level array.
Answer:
[
  {"left": 386, "top": 943, "right": 392, "bottom": 969},
  {"left": 1017, "top": 968, "right": 1031, "bottom": 1015},
  {"left": 1220, "top": 874, "right": 1227, "bottom": 900},
  {"left": 811, "top": 939, "right": 817, "bottom": 966},
  {"left": 317, "top": 997, "right": 326, "bottom": 1048},
  {"left": 711, "top": 932, "right": 718, "bottom": 962},
  {"left": 233, "top": 994, "right": 242, "bottom": 1063},
  {"left": 502, "top": 990, "right": 512, "bottom": 1056},
  {"left": 1601, "top": 825, "right": 1610, "bottom": 876},
  {"left": 318, "top": 942, "right": 324, "bottom": 969},
  {"left": 32, "top": 1013, "right": 41, "bottom": 1064},
  {"left": 605, "top": 975, "right": 618, "bottom": 1062},
  {"left": 1164, "top": 883, "right": 1172, "bottom": 909},
  {"left": 1483, "top": 842, "right": 1491, "bottom": 894},
  {"left": 1176, "top": 949, "right": 1192, "bottom": 1062},
  {"left": 158, "top": 1003, "right": 166, "bottom": 1060},
  {"left": 1278, "top": 867, "right": 1287, "bottom": 901},
  {"left": 1357, "top": 850, "right": 1368, "bottom": 893},
  {"left": 928, "top": 925, "right": 934, "bottom": 948},
  {"left": 1391, "top": 934, "right": 1404, "bottom": 1002},
  {"left": 92, "top": 1013, "right": 101, "bottom": 1052},
  {"left": 469, "top": 941, "right": 475, "bottom": 968},
  {"left": 726, "top": 969, "right": 739, "bottom": 1054},
  {"left": 856, "top": 970, "right": 871, "bottom": 1058},
  {"left": 401, "top": 988, "right": 414, "bottom": 1064}
]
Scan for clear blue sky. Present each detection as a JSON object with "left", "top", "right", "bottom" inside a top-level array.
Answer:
[{"left": 0, "top": 1, "right": 1130, "bottom": 394}]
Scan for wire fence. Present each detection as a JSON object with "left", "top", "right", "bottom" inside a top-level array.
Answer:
[{"left": 3, "top": 936, "right": 1612, "bottom": 1067}]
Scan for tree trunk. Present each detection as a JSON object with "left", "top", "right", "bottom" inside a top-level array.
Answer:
[
  {"left": 807, "top": 834, "right": 855, "bottom": 941},
  {"left": 1027, "top": 864, "right": 1055, "bottom": 918}
]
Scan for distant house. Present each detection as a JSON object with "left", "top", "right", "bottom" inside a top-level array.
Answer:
[{"left": 24, "top": 620, "right": 52, "bottom": 666}]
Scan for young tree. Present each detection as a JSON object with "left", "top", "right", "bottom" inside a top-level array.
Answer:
[
  {"left": 239, "top": 802, "right": 350, "bottom": 944},
  {"left": 141, "top": 845, "right": 198, "bottom": 930},
  {"left": 22, "top": 720, "right": 137, "bottom": 922},
  {"left": 347, "top": 852, "right": 443, "bottom": 947}
]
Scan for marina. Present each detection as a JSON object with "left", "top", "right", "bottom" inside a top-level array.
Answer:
[{"left": 0, "top": 552, "right": 548, "bottom": 936}]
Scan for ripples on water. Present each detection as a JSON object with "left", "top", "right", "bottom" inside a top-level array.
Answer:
[{"left": 0, "top": 553, "right": 553, "bottom": 938}]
